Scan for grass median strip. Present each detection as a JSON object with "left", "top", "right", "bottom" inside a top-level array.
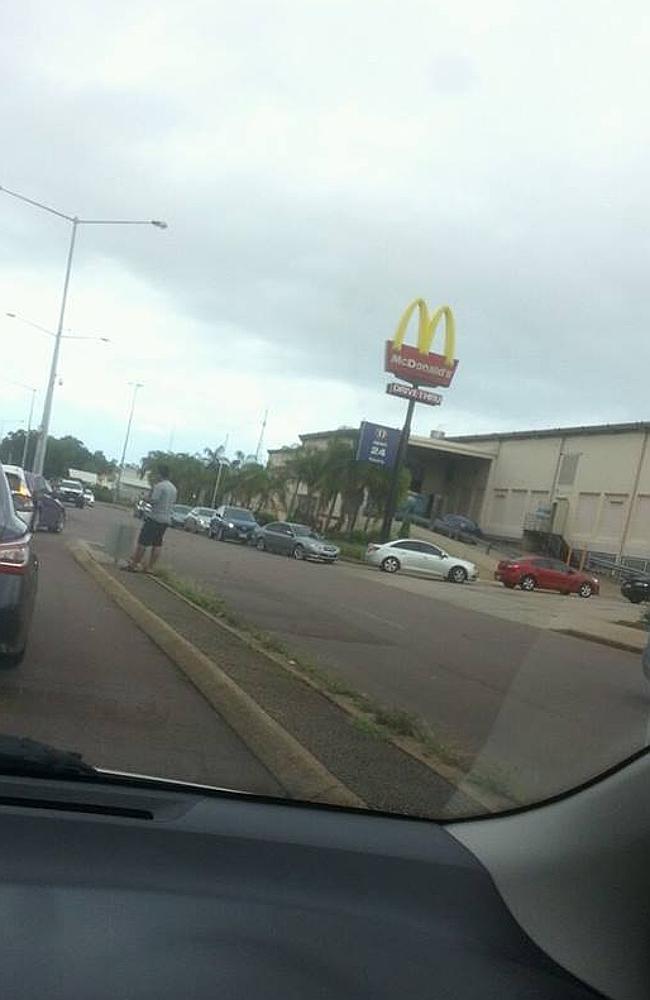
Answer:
[{"left": 152, "top": 566, "right": 521, "bottom": 810}]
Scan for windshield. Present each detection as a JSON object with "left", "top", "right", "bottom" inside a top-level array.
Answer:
[
  {"left": 223, "top": 507, "right": 255, "bottom": 521},
  {"left": 292, "top": 524, "right": 319, "bottom": 538},
  {"left": 1, "top": 4, "right": 649, "bottom": 828}
]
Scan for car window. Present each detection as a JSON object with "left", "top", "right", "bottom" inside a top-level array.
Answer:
[
  {"left": 265, "top": 523, "right": 284, "bottom": 533},
  {"left": 392, "top": 541, "right": 422, "bottom": 551},
  {"left": 5, "top": 473, "right": 21, "bottom": 492},
  {"left": 197, "top": 508, "right": 215, "bottom": 517},
  {"left": 420, "top": 543, "right": 444, "bottom": 557},
  {"left": 224, "top": 507, "right": 255, "bottom": 521}
]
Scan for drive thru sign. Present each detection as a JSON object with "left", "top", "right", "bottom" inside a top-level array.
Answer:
[{"left": 386, "top": 382, "right": 442, "bottom": 406}]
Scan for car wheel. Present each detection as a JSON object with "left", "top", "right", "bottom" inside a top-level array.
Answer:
[
  {"left": 293, "top": 544, "right": 306, "bottom": 560},
  {"left": 578, "top": 582, "right": 593, "bottom": 598},
  {"left": 448, "top": 565, "right": 468, "bottom": 584},
  {"left": 381, "top": 556, "right": 400, "bottom": 574},
  {"left": 628, "top": 595, "right": 643, "bottom": 604},
  {"left": 256, "top": 537, "right": 266, "bottom": 552},
  {"left": 521, "top": 574, "right": 536, "bottom": 592}
]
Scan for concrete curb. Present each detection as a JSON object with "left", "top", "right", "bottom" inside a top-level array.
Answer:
[
  {"left": 149, "top": 574, "right": 515, "bottom": 814},
  {"left": 68, "top": 541, "right": 365, "bottom": 809},
  {"left": 552, "top": 627, "right": 644, "bottom": 655}
]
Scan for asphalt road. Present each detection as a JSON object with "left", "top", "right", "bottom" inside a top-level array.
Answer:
[
  {"left": 73, "top": 503, "right": 650, "bottom": 805},
  {"left": 7, "top": 522, "right": 282, "bottom": 796}
]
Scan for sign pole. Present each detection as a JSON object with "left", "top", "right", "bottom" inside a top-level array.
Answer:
[{"left": 380, "top": 394, "right": 417, "bottom": 542}]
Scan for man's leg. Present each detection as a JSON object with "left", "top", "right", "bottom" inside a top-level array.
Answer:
[
  {"left": 127, "top": 543, "right": 147, "bottom": 569},
  {"left": 147, "top": 545, "right": 162, "bottom": 571}
]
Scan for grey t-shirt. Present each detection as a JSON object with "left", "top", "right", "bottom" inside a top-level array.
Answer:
[{"left": 149, "top": 479, "right": 178, "bottom": 524}]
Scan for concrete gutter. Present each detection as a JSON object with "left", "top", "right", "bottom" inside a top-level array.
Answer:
[{"left": 69, "top": 540, "right": 364, "bottom": 809}]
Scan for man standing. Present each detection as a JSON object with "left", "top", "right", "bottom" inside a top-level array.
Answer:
[{"left": 126, "top": 463, "right": 177, "bottom": 572}]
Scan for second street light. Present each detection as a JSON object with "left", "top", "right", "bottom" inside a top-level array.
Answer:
[
  {"left": 0, "top": 377, "right": 37, "bottom": 469},
  {"left": 0, "top": 184, "right": 167, "bottom": 476},
  {"left": 115, "top": 382, "right": 144, "bottom": 501}
]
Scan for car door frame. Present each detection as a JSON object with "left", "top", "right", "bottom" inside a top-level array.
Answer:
[
  {"left": 414, "top": 541, "right": 450, "bottom": 578},
  {"left": 386, "top": 540, "right": 423, "bottom": 573}
]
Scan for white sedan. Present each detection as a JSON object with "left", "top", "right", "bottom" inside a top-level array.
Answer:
[{"left": 365, "top": 538, "right": 478, "bottom": 583}]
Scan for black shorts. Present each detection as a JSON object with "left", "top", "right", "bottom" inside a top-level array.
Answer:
[{"left": 138, "top": 518, "right": 168, "bottom": 548}]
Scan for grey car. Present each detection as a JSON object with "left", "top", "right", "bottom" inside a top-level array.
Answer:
[
  {"left": 254, "top": 522, "right": 340, "bottom": 562},
  {"left": 170, "top": 504, "right": 192, "bottom": 529}
]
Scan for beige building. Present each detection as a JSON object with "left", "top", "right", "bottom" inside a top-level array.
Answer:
[{"left": 447, "top": 423, "right": 650, "bottom": 566}]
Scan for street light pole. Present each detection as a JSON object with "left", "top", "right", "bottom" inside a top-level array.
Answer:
[
  {"left": 211, "top": 459, "right": 229, "bottom": 507},
  {"left": 31, "top": 219, "right": 78, "bottom": 476},
  {"left": 115, "top": 382, "right": 143, "bottom": 501},
  {"left": 380, "top": 395, "right": 417, "bottom": 542},
  {"left": 0, "top": 184, "right": 167, "bottom": 476},
  {"left": 21, "top": 388, "right": 37, "bottom": 470}
]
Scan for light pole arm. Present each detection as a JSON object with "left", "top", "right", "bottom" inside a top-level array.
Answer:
[
  {"left": 32, "top": 219, "right": 78, "bottom": 476},
  {"left": 0, "top": 185, "right": 74, "bottom": 222}
]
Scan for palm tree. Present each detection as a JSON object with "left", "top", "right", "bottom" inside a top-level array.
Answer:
[{"left": 286, "top": 450, "right": 328, "bottom": 522}]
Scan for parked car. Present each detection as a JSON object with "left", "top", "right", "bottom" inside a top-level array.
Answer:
[
  {"left": 25, "top": 473, "right": 66, "bottom": 534},
  {"left": 184, "top": 507, "right": 217, "bottom": 534},
  {"left": 209, "top": 505, "right": 259, "bottom": 543},
  {"left": 366, "top": 538, "right": 478, "bottom": 582},
  {"left": 495, "top": 556, "right": 599, "bottom": 598},
  {"left": 170, "top": 504, "right": 192, "bottom": 529},
  {"left": 621, "top": 575, "right": 650, "bottom": 604},
  {"left": 54, "top": 478, "right": 85, "bottom": 507},
  {"left": 0, "top": 465, "right": 38, "bottom": 664},
  {"left": 432, "top": 513, "right": 483, "bottom": 545},
  {"left": 2, "top": 465, "right": 35, "bottom": 528},
  {"left": 254, "top": 522, "right": 340, "bottom": 562},
  {"left": 134, "top": 498, "right": 152, "bottom": 519},
  {"left": 82, "top": 488, "right": 95, "bottom": 507}
]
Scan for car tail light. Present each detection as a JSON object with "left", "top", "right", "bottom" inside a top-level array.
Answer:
[
  {"left": 0, "top": 537, "right": 31, "bottom": 574},
  {"left": 366, "top": 544, "right": 381, "bottom": 553}
]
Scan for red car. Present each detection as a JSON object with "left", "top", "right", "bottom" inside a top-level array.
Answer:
[{"left": 495, "top": 555, "right": 599, "bottom": 598}]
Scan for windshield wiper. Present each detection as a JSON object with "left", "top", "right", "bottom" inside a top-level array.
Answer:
[{"left": 0, "top": 735, "right": 97, "bottom": 779}]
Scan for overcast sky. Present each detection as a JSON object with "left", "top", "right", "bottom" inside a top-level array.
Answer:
[{"left": 1, "top": 1, "right": 649, "bottom": 466}]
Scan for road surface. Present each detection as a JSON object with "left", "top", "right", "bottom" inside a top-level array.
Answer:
[
  {"left": 71, "top": 503, "right": 650, "bottom": 805},
  {"left": 6, "top": 526, "right": 282, "bottom": 796}
]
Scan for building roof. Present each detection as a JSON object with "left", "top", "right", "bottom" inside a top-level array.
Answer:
[
  {"left": 299, "top": 428, "right": 357, "bottom": 443},
  {"left": 450, "top": 421, "right": 650, "bottom": 443}
]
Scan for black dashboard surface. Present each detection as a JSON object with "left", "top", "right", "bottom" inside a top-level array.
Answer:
[{"left": 0, "top": 779, "right": 601, "bottom": 999}]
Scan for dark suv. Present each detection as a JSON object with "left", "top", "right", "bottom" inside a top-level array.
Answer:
[
  {"left": 621, "top": 576, "right": 650, "bottom": 604},
  {"left": 0, "top": 466, "right": 38, "bottom": 664},
  {"left": 209, "top": 505, "right": 259, "bottom": 543}
]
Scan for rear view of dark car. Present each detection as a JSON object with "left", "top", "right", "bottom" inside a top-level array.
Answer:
[
  {"left": 0, "top": 466, "right": 38, "bottom": 664},
  {"left": 25, "top": 474, "right": 66, "bottom": 534},
  {"left": 621, "top": 576, "right": 650, "bottom": 604},
  {"left": 432, "top": 513, "right": 483, "bottom": 545}
]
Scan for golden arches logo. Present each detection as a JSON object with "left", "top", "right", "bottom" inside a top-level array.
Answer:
[{"left": 392, "top": 299, "right": 456, "bottom": 366}]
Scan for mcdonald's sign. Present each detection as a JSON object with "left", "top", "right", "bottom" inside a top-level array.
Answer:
[{"left": 384, "top": 299, "right": 458, "bottom": 388}]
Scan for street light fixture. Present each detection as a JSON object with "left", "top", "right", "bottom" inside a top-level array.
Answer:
[
  {"left": 6, "top": 312, "right": 110, "bottom": 342},
  {"left": 0, "top": 184, "right": 167, "bottom": 475},
  {"left": 115, "top": 382, "right": 144, "bottom": 501}
]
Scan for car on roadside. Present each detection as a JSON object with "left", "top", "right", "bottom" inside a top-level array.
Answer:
[
  {"left": 0, "top": 465, "right": 38, "bottom": 665},
  {"left": 2, "top": 465, "right": 35, "bottom": 528},
  {"left": 495, "top": 555, "right": 599, "bottom": 598},
  {"left": 184, "top": 507, "right": 217, "bottom": 534},
  {"left": 366, "top": 538, "right": 478, "bottom": 582},
  {"left": 209, "top": 505, "right": 259, "bottom": 544},
  {"left": 432, "top": 513, "right": 483, "bottom": 545},
  {"left": 54, "top": 478, "right": 85, "bottom": 507},
  {"left": 134, "top": 498, "right": 152, "bottom": 519},
  {"left": 620, "top": 575, "right": 650, "bottom": 604},
  {"left": 25, "top": 473, "right": 66, "bottom": 534},
  {"left": 254, "top": 521, "right": 340, "bottom": 562},
  {"left": 170, "top": 504, "right": 192, "bottom": 529},
  {"left": 82, "top": 488, "right": 95, "bottom": 507}
]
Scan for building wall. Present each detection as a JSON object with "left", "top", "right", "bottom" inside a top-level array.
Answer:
[{"left": 473, "top": 428, "right": 650, "bottom": 560}]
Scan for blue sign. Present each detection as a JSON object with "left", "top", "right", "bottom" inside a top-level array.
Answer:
[{"left": 356, "top": 421, "right": 402, "bottom": 470}]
